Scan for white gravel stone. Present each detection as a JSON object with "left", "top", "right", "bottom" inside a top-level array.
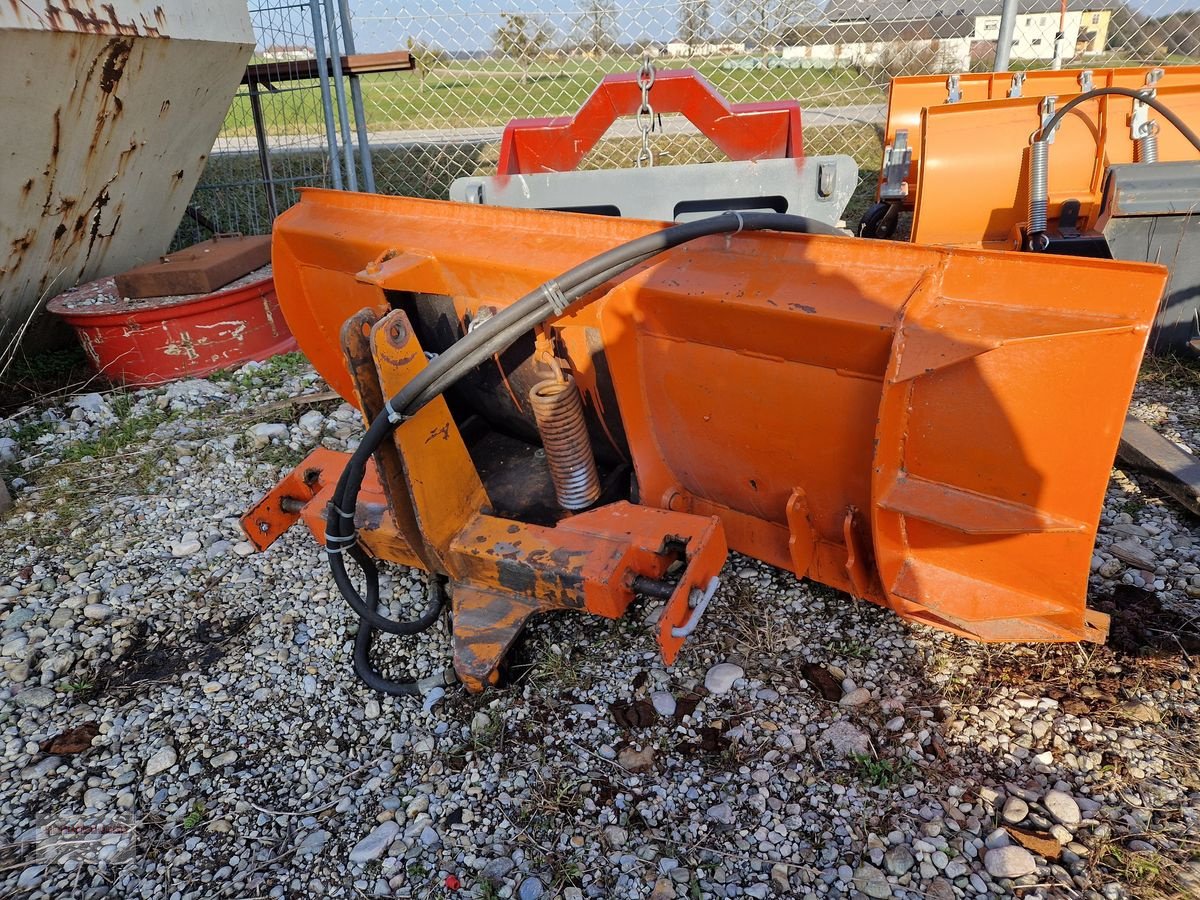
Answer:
[
  {"left": 1002, "top": 796, "right": 1029, "bottom": 823},
  {"left": 349, "top": 821, "right": 399, "bottom": 863},
  {"left": 248, "top": 422, "right": 288, "bottom": 449},
  {"left": 839, "top": 687, "right": 872, "bottom": 707},
  {"left": 651, "top": 691, "right": 676, "bottom": 716},
  {"left": 145, "top": 746, "right": 178, "bottom": 777},
  {"left": 984, "top": 846, "right": 1037, "bottom": 879},
  {"left": 704, "top": 662, "right": 744, "bottom": 694},
  {"left": 818, "top": 720, "right": 870, "bottom": 757},
  {"left": 1044, "top": 790, "right": 1082, "bottom": 827},
  {"left": 0, "top": 362, "right": 1194, "bottom": 899}
]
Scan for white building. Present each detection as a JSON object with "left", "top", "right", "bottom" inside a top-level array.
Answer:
[
  {"left": 780, "top": 18, "right": 974, "bottom": 70},
  {"left": 665, "top": 40, "right": 747, "bottom": 57},
  {"left": 823, "top": 0, "right": 1113, "bottom": 61}
]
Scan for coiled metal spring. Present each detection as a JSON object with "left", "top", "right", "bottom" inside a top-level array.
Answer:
[
  {"left": 1027, "top": 139, "right": 1049, "bottom": 236},
  {"left": 529, "top": 375, "right": 600, "bottom": 511},
  {"left": 1136, "top": 122, "right": 1160, "bottom": 164}
]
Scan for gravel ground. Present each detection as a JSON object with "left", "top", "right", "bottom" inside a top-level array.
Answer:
[{"left": 0, "top": 353, "right": 1197, "bottom": 900}]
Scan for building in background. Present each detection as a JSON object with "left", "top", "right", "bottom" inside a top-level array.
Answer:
[
  {"left": 780, "top": 17, "right": 975, "bottom": 69},
  {"left": 665, "top": 40, "right": 747, "bottom": 56},
  {"left": 823, "top": 0, "right": 1113, "bottom": 61},
  {"left": 260, "top": 43, "right": 314, "bottom": 60}
]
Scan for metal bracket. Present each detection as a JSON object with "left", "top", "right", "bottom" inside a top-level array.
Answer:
[
  {"left": 1040, "top": 96, "right": 1059, "bottom": 144},
  {"left": 1008, "top": 72, "right": 1025, "bottom": 98},
  {"left": 670, "top": 576, "right": 720, "bottom": 638},
  {"left": 880, "top": 130, "right": 913, "bottom": 201},
  {"left": 1078, "top": 70, "right": 1094, "bottom": 94},
  {"left": 946, "top": 74, "right": 961, "bottom": 104},
  {"left": 451, "top": 156, "right": 859, "bottom": 226},
  {"left": 1057, "top": 199, "right": 1082, "bottom": 238},
  {"left": 1131, "top": 67, "right": 1164, "bottom": 140}
]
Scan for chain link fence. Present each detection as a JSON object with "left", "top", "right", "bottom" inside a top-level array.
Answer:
[
  {"left": 183, "top": 0, "right": 1200, "bottom": 242},
  {"left": 173, "top": 0, "right": 344, "bottom": 248},
  {"left": 341, "top": 0, "right": 1200, "bottom": 203}
]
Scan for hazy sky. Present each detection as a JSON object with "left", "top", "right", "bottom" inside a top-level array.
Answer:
[{"left": 259, "top": 0, "right": 1200, "bottom": 53}]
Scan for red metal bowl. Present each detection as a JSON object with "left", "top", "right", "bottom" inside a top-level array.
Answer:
[{"left": 47, "top": 269, "right": 298, "bottom": 386}]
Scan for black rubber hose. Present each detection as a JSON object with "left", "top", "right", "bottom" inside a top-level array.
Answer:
[
  {"left": 327, "top": 212, "right": 843, "bottom": 642},
  {"left": 352, "top": 577, "right": 448, "bottom": 695},
  {"left": 1038, "top": 86, "right": 1200, "bottom": 152},
  {"left": 334, "top": 544, "right": 444, "bottom": 634}
]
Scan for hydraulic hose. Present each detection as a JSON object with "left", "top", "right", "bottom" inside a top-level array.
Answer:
[
  {"left": 352, "top": 576, "right": 447, "bottom": 696},
  {"left": 329, "top": 212, "right": 843, "bottom": 690},
  {"left": 1036, "top": 86, "right": 1200, "bottom": 152}
]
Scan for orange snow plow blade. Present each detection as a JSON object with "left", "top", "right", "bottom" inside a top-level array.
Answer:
[
  {"left": 877, "top": 66, "right": 1200, "bottom": 214},
  {"left": 260, "top": 189, "right": 1167, "bottom": 664}
]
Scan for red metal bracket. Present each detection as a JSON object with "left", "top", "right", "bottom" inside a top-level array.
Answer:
[{"left": 496, "top": 68, "right": 804, "bottom": 175}]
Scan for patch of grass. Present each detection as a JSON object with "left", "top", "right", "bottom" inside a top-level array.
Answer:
[
  {"left": 0, "top": 347, "right": 94, "bottom": 416},
  {"left": 470, "top": 715, "right": 505, "bottom": 753},
  {"left": 829, "top": 638, "right": 874, "bottom": 660},
  {"left": 63, "top": 678, "right": 95, "bottom": 694},
  {"left": 214, "top": 351, "right": 310, "bottom": 391},
  {"left": 7, "top": 419, "right": 56, "bottom": 447},
  {"left": 1139, "top": 353, "right": 1200, "bottom": 390},
  {"left": 1097, "top": 845, "right": 1178, "bottom": 895},
  {"left": 4, "top": 347, "right": 90, "bottom": 382},
  {"left": 253, "top": 440, "right": 308, "bottom": 472},
  {"left": 220, "top": 60, "right": 883, "bottom": 138},
  {"left": 851, "top": 753, "right": 914, "bottom": 788},
  {"left": 182, "top": 802, "right": 206, "bottom": 830},
  {"left": 478, "top": 880, "right": 501, "bottom": 900},
  {"left": 550, "top": 858, "right": 584, "bottom": 889},
  {"left": 529, "top": 643, "right": 582, "bottom": 691},
  {"left": 406, "top": 861, "right": 428, "bottom": 879},
  {"left": 257, "top": 352, "right": 310, "bottom": 380},
  {"left": 60, "top": 405, "right": 167, "bottom": 463},
  {"left": 1117, "top": 496, "right": 1149, "bottom": 516}
]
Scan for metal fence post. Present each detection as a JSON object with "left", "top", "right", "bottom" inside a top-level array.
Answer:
[
  {"left": 337, "top": 0, "right": 376, "bottom": 193},
  {"left": 322, "top": 0, "right": 359, "bottom": 191},
  {"left": 308, "top": 0, "right": 344, "bottom": 190},
  {"left": 247, "top": 82, "right": 280, "bottom": 221},
  {"left": 994, "top": 0, "right": 1019, "bottom": 72}
]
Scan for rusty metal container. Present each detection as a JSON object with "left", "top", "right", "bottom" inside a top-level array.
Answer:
[
  {"left": 0, "top": 1, "right": 253, "bottom": 350},
  {"left": 47, "top": 268, "right": 296, "bottom": 386}
]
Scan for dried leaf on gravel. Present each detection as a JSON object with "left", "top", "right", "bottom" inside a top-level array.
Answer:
[
  {"left": 800, "top": 662, "right": 842, "bottom": 701},
  {"left": 610, "top": 699, "right": 657, "bottom": 729},
  {"left": 617, "top": 745, "right": 655, "bottom": 773},
  {"left": 1004, "top": 825, "right": 1062, "bottom": 860},
  {"left": 39, "top": 722, "right": 100, "bottom": 756}
]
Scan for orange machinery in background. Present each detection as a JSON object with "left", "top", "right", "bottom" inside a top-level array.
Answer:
[
  {"left": 863, "top": 66, "right": 1200, "bottom": 356},
  {"left": 866, "top": 65, "right": 1200, "bottom": 236}
]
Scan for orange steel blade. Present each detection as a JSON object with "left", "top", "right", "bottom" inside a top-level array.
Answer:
[
  {"left": 910, "top": 83, "right": 1200, "bottom": 247},
  {"left": 270, "top": 190, "right": 1168, "bottom": 643},
  {"left": 880, "top": 66, "right": 1200, "bottom": 212}
]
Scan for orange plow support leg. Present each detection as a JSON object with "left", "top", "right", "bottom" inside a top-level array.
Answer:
[{"left": 245, "top": 190, "right": 1168, "bottom": 684}]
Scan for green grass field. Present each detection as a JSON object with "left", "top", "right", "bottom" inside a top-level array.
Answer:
[
  {"left": 224, "top": 58, "right": 884, "bottom": 137},
  {"left": 181, "top": 123, "right": 884, "bottom": 249}
]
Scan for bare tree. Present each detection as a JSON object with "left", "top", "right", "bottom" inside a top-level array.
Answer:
[
  {"left": 729, "top": 0, "right": 820, "bottom": 50},
  {"left": 575, "top": 0, "right": 617, "bottom": 55},
  {"left": 1105, "top": 2, "right": 1168, "bottom": 58},
  {"left": 678, "top": 0, "right": 711, "bottom": 45},
  {"left": 406, "top": 36, "right": 449, "bottom": 84},
  {"left": 494, "top": 13, "right": 555, "bottom": 80}
]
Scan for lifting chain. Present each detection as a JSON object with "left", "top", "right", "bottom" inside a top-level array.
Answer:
[{"left": 635, "top": 56, "right": 656, "bottom": 168}]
